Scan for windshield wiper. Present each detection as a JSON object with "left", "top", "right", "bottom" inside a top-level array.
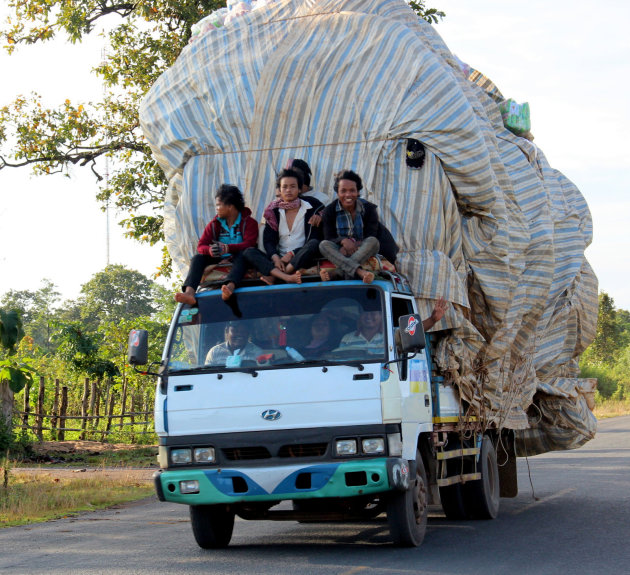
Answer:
[{"left": 328, "top": 360, "right": 366, "bottom": 371}]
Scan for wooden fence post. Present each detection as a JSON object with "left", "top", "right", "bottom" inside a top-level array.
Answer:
[
  {"left": 51, "top": 378, "right": 60, "bottom": 441},
  {"left": 36, "top": 376, "right": 45, "bottom": 441},
  {"left": 80, "top": 377, "right": 90, "bottom": 440},
  {"left": 58, "top": 386, "right": 68, "bottom": 441},
  {"left": 143, "top": 392, "right": 150, "bottom": 435},
  {"left": 22, "top": 382, "right": 31, "bottom": 430},
  {"left": 89, "top": 379, "right": 98, "bottom": 431},
  {"left": 120, "top": 376, "right": 128, "bottom": 430},
  {"left": 104, "top": 393, "right": 116, "bottom": 440}
]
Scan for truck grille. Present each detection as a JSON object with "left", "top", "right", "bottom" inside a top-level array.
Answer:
[
  {"left": 222, "top": 446, "right": 271, "bottom": 460},
  {"left": 278, "top": 443, "right": 328, "bottom": 458}
]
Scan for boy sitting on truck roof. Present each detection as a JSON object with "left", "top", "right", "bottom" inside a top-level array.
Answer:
[{"left": 174, "top": 184, "right": 258, "bottom": 305}]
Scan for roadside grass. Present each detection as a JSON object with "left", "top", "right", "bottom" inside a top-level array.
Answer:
[
  {"left": 12, "top": 445, "right": 158, "bottom": 469},
  {"left": 594, "top": 398, "right": 630, "bottom": 419},
  {"left": 0, "top": 466, "right": 155, "bottom": 528},
  {"left": 51, "top": 446, "right": 158, "bottom": 468}
]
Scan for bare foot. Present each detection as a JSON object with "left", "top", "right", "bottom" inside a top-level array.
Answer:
[
  {"left": 285, "top": 264, "right": 295, "bottom": 274},
  {"left": 174, "top": 292, "right": 197, "bottom": 306},
  {"left": 320, "top": 269, "right": 331, "bottom": 282},
  {"left": 261, "top": 275, "right": 275, "bottom": 286},
  {"left": 221, "top": 282, "right": 235, "bottom": 301},
  {"left": 357, "top": 269, "right": 374, "bottom": 284},
  {"left": 271, "top": 269, "right": 302, "bottom": 284}
]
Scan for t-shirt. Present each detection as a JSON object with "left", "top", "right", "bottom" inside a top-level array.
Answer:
[
  {"left": 205, "top": 341, "right": 264, "bottom": 366},
  {"left": 337, "top": 330, "right": 385, "bottom": 355}
]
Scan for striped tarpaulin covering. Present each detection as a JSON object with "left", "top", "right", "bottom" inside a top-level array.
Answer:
[{"left": 140, "top": 0, "right": 598, "bottom": 454}]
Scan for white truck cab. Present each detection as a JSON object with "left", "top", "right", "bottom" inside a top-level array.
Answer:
[{"left": 129, "top": 272, "right": 508, "bottom": 548}]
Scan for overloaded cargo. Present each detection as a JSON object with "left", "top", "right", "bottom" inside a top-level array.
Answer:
[{"left": 140, "top": 0, "right": 598, "bottom": 459}]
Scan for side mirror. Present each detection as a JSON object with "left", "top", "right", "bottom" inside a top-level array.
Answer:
[
  {"left": 128, "top": 329, "right": 149, "bottom": 365},
  {"left": 398, "top": 314, "right": 425, "bottom": 353}
]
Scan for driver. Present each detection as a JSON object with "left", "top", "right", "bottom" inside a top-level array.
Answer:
[
  {"left": 336, "top": 310, "right": 384, "bottom": 355},
  {"left": 206, "top": 322, "right": 263, "bottom": 366}
]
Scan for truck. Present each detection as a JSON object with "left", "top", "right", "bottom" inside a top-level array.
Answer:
[
  {"left": 129, "top": 270, "right": 513, "bottom": 547},
  {"left": 135, "top": 0, "right": 599, "bottom": 549}
]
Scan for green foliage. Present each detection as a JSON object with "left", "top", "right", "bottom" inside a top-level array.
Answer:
[
  {"left": 77, "top": 264, "right": 160, "bottom": 328},
  {"left": 1, "top": 266, "right": 169, "bottom": 444},
  {"left": 1, "top": 0, "right": 444, "bottom": 277},
  {"left": 409, "top": 1, "right": 445, "bottom": 23},
  {"left": 1, "top": 280, "right": 61, "bottom": 352},
  {"left": 0, "top": 308, "right": 34, "bottom": 395},
  {"left": 55, "top": 322, "right": 119, "bottom": 379},
  {"left": 580, "top": 291, "right": 630, "bottom": 399},
  {"left": 0, "top": 309, "right": 24, "bottom": 352},
  {"left": 579, "top": 363, "right": 618, "bottom": 398}
]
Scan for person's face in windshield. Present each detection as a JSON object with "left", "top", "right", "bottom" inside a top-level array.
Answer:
[
  {"left": 226, "top": 324, "right": 250, "bottom": 349},
  {"left": 358, "top": 311, "right": 382, "bottom": 333},
  {"left": 311, "top": 316, "right": 330, "bottom": 341}
]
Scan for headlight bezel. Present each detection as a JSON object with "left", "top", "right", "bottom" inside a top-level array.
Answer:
[
  {"left": 361, "top": 437, "right": 385, "bottom": 454},
  {"left": 170, "top": 448, "right": 192, "bottom": 464},
  {"left": 193, "top": 446, "right": 216, "bottom": 463}
]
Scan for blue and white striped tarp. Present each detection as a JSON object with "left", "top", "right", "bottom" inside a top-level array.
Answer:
[{"left": 140, "top": 0, "right": 598, "bottom": 454}]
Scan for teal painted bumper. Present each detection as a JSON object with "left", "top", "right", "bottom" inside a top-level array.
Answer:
[{"left": 155, "top": 458, "right": 394, "bottom": 506}]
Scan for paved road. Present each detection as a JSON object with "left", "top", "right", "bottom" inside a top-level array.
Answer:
[{"left": 1, "top": 416, "right": 629, "bottom": 575}]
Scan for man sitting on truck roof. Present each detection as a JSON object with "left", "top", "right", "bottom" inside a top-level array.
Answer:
[
  {"left": 319, "top": 170, "right": 380, "bottom": 284},
  {"left": 205, "top": 322, "right": 264, "bottom": 366},
  {"left": 175, "top": 184, "right": 258, "bottom": 305},
  {"left": 244, "top": 168, "right": 324, "bottom": 283}
]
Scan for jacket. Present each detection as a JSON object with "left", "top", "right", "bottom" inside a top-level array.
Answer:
[
  {"left": 196, "top": 207, "right": 259, "bottom": 256},
  {"left": 321, "top": 198, "right": 379, "bottom": 244},
  {"left": 262, "top": 195, "right": 324, "bottom": 258}
]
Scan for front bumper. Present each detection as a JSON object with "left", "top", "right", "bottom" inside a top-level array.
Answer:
[{"left": 154, "top": 457, "right": 408, "bottom": 505}]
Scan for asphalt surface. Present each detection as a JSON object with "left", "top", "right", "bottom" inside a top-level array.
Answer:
[{"left": 1, "top": 416, "right": 629, "bottom": 574}]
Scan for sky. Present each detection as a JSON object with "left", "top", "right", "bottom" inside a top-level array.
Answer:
[{"left": 0, "top": 1, "right": 629, "bottom": 309}]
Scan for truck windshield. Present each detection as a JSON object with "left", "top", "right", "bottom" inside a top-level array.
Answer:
[{"left": 167, "top": 285, "right": 386, "bottom": 372}]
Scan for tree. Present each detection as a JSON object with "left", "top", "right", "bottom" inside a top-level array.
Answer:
[
  {"left": 77, "top": 264, "right": 162, "bottom": 328},
  {"left": 0, "top": 1, "right": 443, "bottom": 275},
  {"left": 0, "top": 308, "right": 34, "bottom": 433},
  {"left": 1, "top": 280, "right": 61, "bottom": 352},
  {"left": 587, "top": 292, "right": 621, "bottom": 367}
]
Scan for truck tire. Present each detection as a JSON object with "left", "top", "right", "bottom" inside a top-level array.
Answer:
[
  {"left": 463, "top": 434, "right": 500, "bottom": 519},
  {"left": 386, "top": 451, "right": 428, "bottom": 547},
  {"left": 190, "top": 504, "right": 235, "bottom": 549}
]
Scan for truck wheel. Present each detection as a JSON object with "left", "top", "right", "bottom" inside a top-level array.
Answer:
[
  {"left": 386, "top": 451, "right": 428, "bottom": 547},
  {"left": 189, "top": 505, "right": 235, "bottom": 549},
  {"left": 463, "top": 434, "right": 500, "bottom": 519}
]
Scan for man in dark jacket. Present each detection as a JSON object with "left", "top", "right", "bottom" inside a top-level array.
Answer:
[
  {"left": 319, "top": 170, "right": 380, "bottom": 283},
  {"left": 175, "top": 184, "right": 258, "bottom": 305}
]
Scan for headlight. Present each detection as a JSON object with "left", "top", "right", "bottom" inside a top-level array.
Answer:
[
  {"left": 171, "top": 448, "right": 192, "bottom": 464},
  {"left": 179, "top": 480, "right": 199, "bottom": 494},
  {"left": 335, "top": 439, "right": 357, "bottom": 456},
  {"left": 193, "top": 447, "right": 216, "bottom": 463},
  {"left": 387, "top": 432, "right": 403, "bottom": 456},
  {"left": 362, "top": 437, "right": 385, "bottom": 454}
]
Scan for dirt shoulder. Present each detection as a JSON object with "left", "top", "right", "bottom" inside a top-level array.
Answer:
[
  {"left": 29, "top": 440, "right": 152, "bottom": 456},
  {"left": 10, "top": 440, "right": 159, "bottom": 478}
]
